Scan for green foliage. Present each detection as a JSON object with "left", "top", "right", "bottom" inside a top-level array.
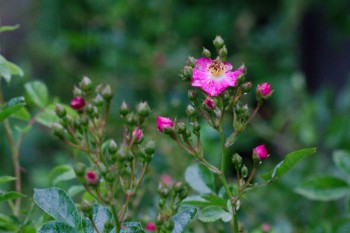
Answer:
[
  {"left": 120, "top": 222, "right": 144, "bottom": 233},
  {"left": 0, "top": 25, "right": 20, "bottom": 33},
  {"left": 172, "top": 208, "right": 197, "bottom": 233},
  {"left": 39, "top": 221, "right": 78, "bottom": 233},
  {"left": 0, "top": 176, "right": 17, "bottom": 184},
  {"left": 0, "top": 96, "right": 26, "bottom": 122},
  {"left": 197, "top": 206, "right": 231, "bottom": 223},
  {"left": 0, "top": 55, "right": 24, "bottom": 83},
  {"left": 25, "top": 81, "right": 49, "bottom": 108},
  {"left": 333, "top": 150, "right": 350, "bottom": 176},
  {"left": 0, "top": 191, "right": 26, "bottom": 202},
  {"left": 185, "top": 164, "right": 215, "bottom": 194}
]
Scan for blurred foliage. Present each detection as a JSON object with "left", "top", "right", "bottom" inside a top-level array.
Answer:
[{"left": 1, "top": 0, "right": 350, "bottom": 232}]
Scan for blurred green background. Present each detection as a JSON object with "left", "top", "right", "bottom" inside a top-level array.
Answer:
[{"left": 1, "top": 0, "right": 350, "bottom": 232}]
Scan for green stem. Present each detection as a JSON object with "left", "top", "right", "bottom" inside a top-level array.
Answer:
[
  {"left": 111, "top": 204, "right": 121, "bottom": 232},
  {"left": 233, "top": 207, "right": 239, "bottom": 233}
]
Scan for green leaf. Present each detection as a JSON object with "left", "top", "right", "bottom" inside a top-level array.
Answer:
[
  {"left": 67, "top": 185, "right": 85, "bottom": 197},
  {"left": 11, "top": 107, "right": 31, "bottom": 121},
  {"left": 182, "top": 195, "right": 227, "bottom": 209},
  {"left": 120, "top": 222, "right": 144, "bottom": 233},
  {"left": 81, "top": 218, "right": 94, "bottom": 233},
  {"left": 197, "top": 206, "right": 228, "bottom": 223},
  {"left": 0, "top": 213, "right": 18, "bottom": 231},
  {"left": 48, "top": 165, "right": 76, "bottom": 186},
  {"left": 91, "top": 204, "right": 113, "bottom": 233},
  {"left": 0, "top": 96, "right": 26, "bottom": 122},
  {"left": 172, "top": 208, "right": 197, "bottom": 233},
  {"left": 333, "top": 150, "right": 350, "bottom": 176},
  {"left": 25, "top": 81, "right": 49, "bottom": 108},
  {"left": 0, "top": 176, "right": 16, "bottom": 184},
  {"left": 0, "top": 55, "right": 23, "bottom": 82},
  {"left": 295, "top": 176, "right": 350, "bottom": 201},
  {"left": 261, "top": 148, "right": 317, "bottom": 181},
  {"left": 0, "top": 191, "right": 26, "bottom": 202},
  {"left": 36, "top": 104, "right": 77, "bottom": 127},
  {"left": 0, "top": 25, "right": 20, "bottom": 33},
  {"left": 185, "top": 164, "right": 215, "bottom": 194},
  {"left": 6, "top": 61, "right": 24, "bottom": 77},
  {"left": 34, "top": 187, "right": 80, "bottom": 228},
  {"left": 39, "top": 221, "right": 78, "bottom": 233}
]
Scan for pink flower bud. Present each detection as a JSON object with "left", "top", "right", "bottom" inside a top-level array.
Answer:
[
  {"left": 161, "top": 174, "right": 173, "bottom": 186},
  {"left": 132, "top": 127, "right": 143, "bottom": 140},
  {"left": 85, "top": 170, "right": 98, "bottom": 185},
  {"left": 70, "top": 96, "right": 85, "bottom": 110},
  {"left": 204, "top": 97, "right": 215, "bottom": 110},
  {"left": 145, "top": 222, "right": 156, "bottom": 231},
  {"left": 157, "top": 116, "right": 174, "bottom": 132},
  {"left": 253, "top": 144, "right": 269, "bottom": 160},
  {"left": 256, "top": 82, "right": 272, "bottom": 97},
  {"left": 261, "top": 223, "right": 271, "bottom": 232}
]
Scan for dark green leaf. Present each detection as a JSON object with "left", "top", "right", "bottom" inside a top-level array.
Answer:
[
  {"left": 0, "top": 191, "right": 26, "bottom": 202},
  {"left": 0, "top": 213, "right": 18, "bottom": 231},
  {"left": 172, "top": 208, "right": 197, "bottom": 233},
  {"left": 25, "top": 81, "right": 49, "bottom": 108},
  {"left": 34, "top": 187, "right": 80, "bottom": 228},
  {"left": 39, "top": 221, "right": 78, "bottom": 233},
  {"left": 333, "top": 150, "right": 350, "bottom": 176},
  {"left": 185, "top": 164, "right": 215, "bottom": 194},
  {"left": 261, "top": 148, "right": 316, "bottom": 181},
  {"left": 0, "top": 96, "right": 26, "bottom": 122},
  {"left": 197, "top": 206, "right": 229, "bottom": 223},
  {"left": 182, "top": 195, "right": 227, "bottom": 209},
  {"left": 0, "top": 25, "right": 20, "bottom": 33},
  {"left": 81, "top": 218, "right": 94, "bottom": 233},
  {"left": 0, "top": 176, "right": 16, "bottom": 184},
  {"left": 295, "top": 176, "right": 350, "bottom": 201}
]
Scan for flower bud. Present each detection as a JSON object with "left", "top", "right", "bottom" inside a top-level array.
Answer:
[
  {"left": 73, "top": 86, "right": 82, "bottom": 96},
  {"left": 70, "top": 97, "right": 85, "bottom": 110},
  {"left": 182, "top": 66, "right": 193, "bottom": 80},
  {"left": 144, "top": 140, "right": 156, "bottom": 155},
  {"left": 218, "top": 45, "right": 228, "bottom": 59},
  {"left": 204, "top": 97, "right": 215, "bottom": 110},
  {"left": 119, "top": 101, "right": 129, "bottom": 116},
  {"left": 241, "top": 165, "right": 248, "bottom": 178},
  {"left": 161, "top": 174, "right": 173, "bottom": 186},
  {"left": 173, "top": 182, "right": 184, "bottom": 193},
  {"left": 213, "top": 35, "right": 225, "bottom": 49},
  {"left": 101, "top": 84, "right": 113, "bottom": 101},
  {"left": 241, "top": 82, "right": 252, "bottom": 93},
  {"left": 202, "top": 47, "right": 211, "bottom": 58},
  {"left": 232, "top": 153, "right": 242, "bottom": 170},
  {"left": 185, "top": 105, "right": 196, "bottom": 117},
  {"left": 105, "top": 172, "right": 117, "bottom": 183},
  {"left": 188, "top": 90, "right": 198, "bottom": 101},
  {"left": 79, "top": 76, "right": 93, "bottom": 91},
  {"left": 52, "top": 123, "right": 65, "bottom": 139},
  {"left": 132, "top": 127, "right": 143, "bottom": 142},
  {"left": 159, "top": 187, "right": 170, "bottom": 198},
  {"left": 126, "top": 113, "right": 137, "bottom": 126},
  {"left": 137, "top": 101, "right": 151, "bottom": 117},
  {"left": 55, "top": 104, "right": 66, "bottom": 118},
  {"left": 80, "top": 201, "right": 92, "bottom": 215},
  {"left": 256, "top": 82, "right": 272, "bottom": 100},
  {"left": 93, "top": 94, "right": 104, "bottom": 107},
  {"left": 186, "top": 56, "right": 197, "bottom": 68},
  {"left": 157, "top": 116, "right": 174, "bottom": 132},
  {"left": 192, "top": 121, "right": 201, "bottom": 133},
  {"left": 253, "top": 144, "right": 269, "bottom": 160},
  {"left": 85, "top": 170, "right": 99, "bottom": 185},
  {"left": 145, "top": 222, "right": 156, "bottom": 232},
  {"left": 176, "top": 122, "right": 186, "bottom": 134},
  {"left": 74, "top": 162, "right": 86, "bottom": 177},
  {"left": 108, "top": 139, "right": 118, "bottom": 154}
]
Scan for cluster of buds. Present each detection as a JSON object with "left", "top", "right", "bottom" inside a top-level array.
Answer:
[
  {"left": 155, "top": 175, "right": 188, "bottom": 232},
  {"left": 52, "top": 77, "right": 155, "bottom": 228}
]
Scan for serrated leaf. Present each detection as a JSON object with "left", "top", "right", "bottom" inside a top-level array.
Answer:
[
  {"left": 0, "top": 96, "right": 26, "bottom": 122},
  {"left": 39, "top": 221, "right": 78, "bottom": 233},
  {"left": 172, "top": 208, "right": 197, "bottom": 233},
  {"left": 25, "top": 81, "right": 49, "bottom": 108},
  {"left": 185, "top": 164, "right": 215, "bottom": 194},
  {"left": 333, "top": 150, "right": 350, "bottom": 176},
  {"left": 34, "top": 187, "right": 80, "bottom": 228},
  {"left": 295, "top": 176, "right": 350, "bottom": 201},
  {"left": 0, "top": 25, "right": 20, "bottom": 33},
  {"left": 0, "top": 191, "right": 26, "bottom": 202},
  {"left": 197, "top": 206, "right": 228, "bottom": 223},
  {"left": 0, "top": 176, "right": 16, "bottom": 184},
  {"left": 261, "top": 148, "right": 316, "bottom": 181}
]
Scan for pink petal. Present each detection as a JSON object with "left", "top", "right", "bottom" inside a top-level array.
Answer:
[{"left": 195, "top": 58, "right": 212, "bottom": 71}]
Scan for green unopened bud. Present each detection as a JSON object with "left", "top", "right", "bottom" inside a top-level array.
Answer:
[
  {"left": 202, "top": 47, "right": 211, "bottom": 58},
  {"left": 188, "top": 90, "right": 198, "bottom": 101},
  {"left": 182, "top": 66, "right": 193, "bottom": 80},
  {"left": 158, "top": 198, "right": 166, "bottom": 208},
  {"left": 176, "top": 122, "right": 186, "bottom": 134},
  {"left": 73, "top": 86, "right": 82, "bottom": 96},
  {"left": 108, "top": 139, "right": 118, "bottom": 154},
  {"left": 85, "top": 103, "right": 94, "bottom": 115},
  {"left": 241, "top": 165, "right": 248, "bottom": 178},
  {"left": 186, "top": 56, "right": 197, "bottom": 68},
  {"left": 192, "top": 121, "right": 201, "bottom": 133},
  {"left": 173, "top": 182, "right": 184, "bottom": 193},
  {"left": 105, "top": 172, "right": 116, "bottom": 183},
  {"left": 186, "top": 105, "right": 196, "bottom": 117},
  {"left": 213, "top": 35, "right": 225, "bottom": 49},
  {"left": 159, "top": 187, "right": 170, "bottom": 198},
  {"left": 219, "top": 45, "right": 228, "bottom": 60},
  {"left": 156, "top": 214, "right": 164, "bottom": 226},
  {"left": 101, "top": 84, "right": 113, "bottom": 101},
  {"left": 80, "top": 201, "right": 92, "bottom": 215},
  {"left": 144, "top": 140, "right": 156, "bottom": 155},
  {"left": 126, "top": 113, "right": 137, "bottom": 126},
  {"left": 232, "top": 153, "right": 242, "bottom": 170},
  {"left": 179, "top": 187, "right": 188, "bottom": 199},
  {"left": 52, "top": 123, "right": 65, "bottom": 139},
  {"left": 241, "top": 82, "right": 252, "bottom": 92},
  {"left": 137, "top": 101, "right": 151, "bottom": 117},
  {"left": 74, "top": 162, "right": 87, "bottom": 177},
  {"left": 93, "top": 94, "right": 104, "bottom": 107},
  {"left": 55, "top": 104, "right": 66, "bottom": 118},
  {"left": 79, "top": 76, "right": 93, "bottom": 91},
  {"left": 119, "top": 101, "right": 129, "bottom": 116}
]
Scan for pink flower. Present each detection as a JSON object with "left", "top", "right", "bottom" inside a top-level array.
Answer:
[
  {"left": 191, "top": 57, "right": 244, "bottom": 96},
  {"left": 261, "top": 223, "right": 271, "bottom": 232},
  {"left": 85, "top": 170, "right": 98, "bottom": 185},
  {"left": 132, "top": 127, "right": 143, "bottom": 140},
  {"left": 253, "top": 145, "right": 269, "bottom": 160},
  {"left": 204, "top": 97, "right": 215, "bottom": 110},
  {"left": 161, "top": 174, "right": 173, "bottom": 186},
  {"left": 157, "top": 116, "right": 174, "bottom": 132},
  {"left": 257, "top": 82, "right": 272, "bottom": 97},
  {"left": 70, "top": 96, "right": 85, "bottom": 110},
  {"left": 145, "top": 222, "right": 156, "bottom": 231}
]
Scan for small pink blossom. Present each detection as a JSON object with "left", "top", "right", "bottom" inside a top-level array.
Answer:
[
  {"left": 191, "top": 57, "right": 244, "bottom": 96},
  {"left": 132, "top": 127, "right": 143, "bottom": 140},
  {"left": 261, "top": 223, "right": 271, "bottom": 232},
  {"left": 157, "top": 116, "right": 174, "bottom": 132},
  {"left": 257, "top": 82, "right": 272, "bottom": 97},
  {"left": 70, "top": 96, "right": 85, "bottom": 110},
  {"left": 253, "top": 144, "right": 269, "bottom": 160},
  {"left": 145, "top": 222, "right": 156, "bottom": 231},
  {"left": 204, "top": 97, "right": 215, "bottom": 110},
  {"left": 85, "top": 170, "right": 98, "bottom": 185},
  {"left": 161, "top": 174, "right": 173, "bottom": 186}
]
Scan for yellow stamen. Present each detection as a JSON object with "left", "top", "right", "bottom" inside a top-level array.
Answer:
[{"left": 208, "top": 60, "right": 225, "bottom": 77}]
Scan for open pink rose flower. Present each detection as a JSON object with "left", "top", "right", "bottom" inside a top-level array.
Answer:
[{"left": 191, "top": 58, "right": 244, "bottom": 96}]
